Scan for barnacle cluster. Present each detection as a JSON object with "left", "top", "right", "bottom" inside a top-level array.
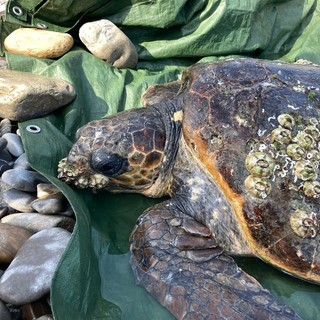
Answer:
[
  {"left": 58, "top": 157, "right": 109, "bottom": 189},
  {"left": 244, "top": 113, "right": 320, "bottom": 200},
  {"left": 244, "top": 113, "right": 320, "bottom": 238}
]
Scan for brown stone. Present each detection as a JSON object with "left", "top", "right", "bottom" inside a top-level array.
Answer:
[
  {"left": 0, "top": 69, "right": 76, "bottom": 121},
  {"left": 0, "top": 223, "right": 33, "bottom": 264}
]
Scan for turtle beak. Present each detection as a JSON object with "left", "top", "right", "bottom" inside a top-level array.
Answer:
[{"left": 58, "top": 157, "right": 110, "bottom": 189}]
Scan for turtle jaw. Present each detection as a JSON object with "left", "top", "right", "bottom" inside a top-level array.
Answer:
[{"left": 58, "top": 157, "right": 110, "bottom": 189}]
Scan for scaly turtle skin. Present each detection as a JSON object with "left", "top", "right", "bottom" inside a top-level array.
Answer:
[{"left": 58, "top": 58, "right": 320, "bottom": 320}]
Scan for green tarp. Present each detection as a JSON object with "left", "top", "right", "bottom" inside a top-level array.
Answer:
[{"left": 1, "top": 0, "right": 320, "bottom": 319}]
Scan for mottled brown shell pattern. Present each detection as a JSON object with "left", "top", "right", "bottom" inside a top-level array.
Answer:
[{"left": 181, "top": 59, "right": 320, "bottom": 283}]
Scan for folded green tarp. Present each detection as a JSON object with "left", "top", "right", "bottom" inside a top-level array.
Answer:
[{"left": 2, "top": 0, "right": 320, "bottom": 319}]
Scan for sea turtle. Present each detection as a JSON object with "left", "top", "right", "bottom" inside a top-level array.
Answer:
[{"left": 58, "top": 58, "right": 320, "bottom": 319}]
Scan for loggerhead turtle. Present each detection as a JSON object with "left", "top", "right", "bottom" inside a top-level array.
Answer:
[{"left": 58, "top": 58, "right": 320, "bottom": 319}]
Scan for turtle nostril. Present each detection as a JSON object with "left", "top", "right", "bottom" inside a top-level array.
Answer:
[{"left": 90, "top": 149, "right": 128, "bottom": 177}]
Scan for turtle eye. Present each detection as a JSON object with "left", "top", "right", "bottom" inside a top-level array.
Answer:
[{"left": 90, "top": 149, "right": 128, "bottom": 177}]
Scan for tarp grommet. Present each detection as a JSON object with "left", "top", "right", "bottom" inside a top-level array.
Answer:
[
  {"left": 12, "top": 6, "right": 23, "bottom": 16},
  {"left": 36, "top": 23, "right": 48, "bottom": 29},
  {"left": 26, "top": 125, "right": 41, "bottom": 133}
]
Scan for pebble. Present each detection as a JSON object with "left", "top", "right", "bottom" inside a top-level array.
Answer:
[
  {"left": 79, "top": 19, "right": 138, "bottom": 69},
  {"left": 2, "top": 168, "right": 49, "bottom": 192},
  {"left": 4, "top": 28, "right": 74, "bottom": 59},
  {"left": 0, "top": 299, "right": 11, "bottom": 320},
  {"left": 1, "top": 212, "right": 75, "bottom": 233},
  {"left": 3, "top": 189, "right": 36, "bottom": 212},
  {"left": 0, "top": 69, "right": 76, "bottom": 121},
  {"left": 0, "top": 223, "right": 33, "bottom": 264},
  {"left": 0, "top": 227, "right": 71, "bottom": 305},
  {"left": 13, "top": 153, "right": 32, "bottom": 170},
  {"left": 31, "top": 193, "right": 65, "bottom": 214},
  {"left": 2, "top": 133, "right": 24, "bottom": 157},
  {"left": 37, "top": 183, "right": 61, "bottom": 198}
]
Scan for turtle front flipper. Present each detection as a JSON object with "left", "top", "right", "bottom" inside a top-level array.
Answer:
[{"left": 130, "top": 200, "right": 301, "bottom": 320}]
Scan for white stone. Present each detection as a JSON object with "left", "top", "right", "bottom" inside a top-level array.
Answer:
[
  {"left": 79, "top": 19, "right": 138, "bottom": 69},
  {"left": 4, "top": 28, "right": 74, "bottom": 59}
]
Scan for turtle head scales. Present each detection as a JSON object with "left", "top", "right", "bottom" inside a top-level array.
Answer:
[{"left": 58, "top": 104, "right": 175, "bottom": 195}]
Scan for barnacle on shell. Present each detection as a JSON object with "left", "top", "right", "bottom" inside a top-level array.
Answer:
[
  {"left": 293, "top": 160, "right": 317, "bottom": 181},
  {"left": 303, "top": 125, "right": 320, "bottom": 141},
  {"left": 244, "top": 175, "right": 271, "bottom": 199},
  {"left": 278, "top": 114, "right": 295, "bottom": 130},
  {"left": 303, "top": 181, "right": 320, "bottom": 198},
  {"left": 271, "top": 127, "right": 292, "bottom": 145},
  {"left": 290, "top": 209, "right": 319, "bottom": 238},
  {"left": 294, "top": 131, "right": 315, "bottom": 150},
  {"left": 245, "top": 152, "right": 275, "bottom": 178},
  {"left": 286, "top": 143, "right": 305, "bottom": 160}
]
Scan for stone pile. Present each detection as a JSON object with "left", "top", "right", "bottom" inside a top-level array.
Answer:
[
  {"left": 0, "top": 118, "right": 74, "bottom": 319},
  {"left": 0, "top": 58, "right": 75, "bottom": 319}
]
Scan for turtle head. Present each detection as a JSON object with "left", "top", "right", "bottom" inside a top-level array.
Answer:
[{"left": 58, "top": 107, "right": 169, "bottom": 195}]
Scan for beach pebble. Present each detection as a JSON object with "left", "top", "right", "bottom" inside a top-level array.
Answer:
[
  {"left": 0, "top": 227, "right": 71, "bottom": 305},
  {"left": 32, "top": 193, "right": 65, "bottom": 214},
  {"left": 4, "top": 28, "right": 74, "bottom": 59},
  {"left": 79, "top": 19, "right": 138, "bottom": 69},
  {"left": 37, "top": 183, "right": 61, "bottom": 198},
  {"left": 0, "top": 69, "right": 76, "bottom": 121},
  {"left": 1, "top": 212, "right": 75, "bottom": 232},
  {"left": 2, "top": 168, "right": 48, "bottom": 192},
  {"left": 13, "top": 153, "right": 32, "bottom": 170},
  {"left": 0, "top": 300, "right": 11, "bottom": 320},
  {"left": 3, "top": 189, "right": 36, "bottom": 212},
  {"left": 2, "top": 133, "right": 24, "bottom": 157},
  {"left": 0, "top": 223, "right": 33, "bottom": 264}
]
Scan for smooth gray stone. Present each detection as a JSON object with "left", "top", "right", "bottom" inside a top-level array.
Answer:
[
  {"left": 0, "top": 137, "right": 7, "bottom": 152},
  {"left": 0, "top": 227, "right": 71, "bottom": 305},
  {"left": 0, "top": 159, "right": 14, "bottom": 175},
  {"left": 13, "top": 153, "right": 32, "bottom": 170},
  {"left": 1, "top": 212, "right": 75, "bottom": 232},
  {"left": 0, "top": 149, "right": 13, "bottom": 162},
  {"left": 0, "top": 69, "right": 76, "bottom": 121},
  {"left": 2, "top": 133, "right": 24, "bottom": 157},
  {"left": 31, "top": 193, "right": 65, "bottom": 214},
  {"left": 0, "top": 300, "right": 11, "bottom": 320},
  {"left": 3, "top": 189, "right": 36, "bottom": 212},
  {"left": 2, "top": 168, "right": 48, "bottom": 192}
]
